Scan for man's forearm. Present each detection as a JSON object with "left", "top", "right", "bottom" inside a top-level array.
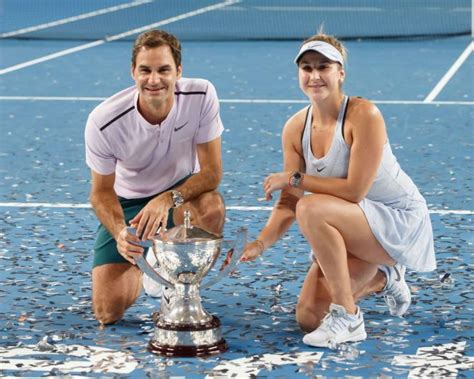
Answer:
[
  {"left": 173, "top": 168, "right": 221, "bottom": 202},
  {"left": 90, "top": 191, "right": 126, "bottom": 240}
]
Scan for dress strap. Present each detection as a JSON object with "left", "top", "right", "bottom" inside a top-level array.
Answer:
[{"left": 336, "top": 96, "right": 349, "bottom": 138}]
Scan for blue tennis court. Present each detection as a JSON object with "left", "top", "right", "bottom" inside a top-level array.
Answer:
[{"left": 0, "top": 1, "right": 473, "bottom": 377}]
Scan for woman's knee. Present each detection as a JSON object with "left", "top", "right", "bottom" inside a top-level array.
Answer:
[
  {"left": 296, "top": 194, "right": 333, "bottom": 228},
  {"left": 295, "top": 301, "right": 327, "bottom": 332}
]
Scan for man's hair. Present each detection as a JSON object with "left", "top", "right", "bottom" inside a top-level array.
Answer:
[{"left": 131, "top": 30, "right": 182, "bottom": 69}]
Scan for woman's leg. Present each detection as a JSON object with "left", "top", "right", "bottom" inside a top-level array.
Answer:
[
  {"left": 296, "top": 256, "right": 386, "bottom": 332},
  {"left": 296, "top": 193, "right": 395, "bottom": 315}
]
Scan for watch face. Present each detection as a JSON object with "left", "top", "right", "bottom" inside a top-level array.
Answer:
[
  {"left": 172, "top": 190, "right": 184, "bottom": 207},
  {"left": 291, "top": 172, "right": 302, "bottom": 187}
]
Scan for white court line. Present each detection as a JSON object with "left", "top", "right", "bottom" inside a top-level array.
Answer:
[
  {"left": 254, "top": 6, "right": 381, "bottom": 12},
  {"left": 0, "top": 40, "right": 106, "bottom": 75},
  {"left": 0, "top": 96, "right": 473, "bottom": 105},
  {"left": 0, "top": 202, "right": 471, "bottom": 215},
  {"left": 0, "top": 0, "right": 153, "bottom": 38},
  {"left": 424, "top": 41, "right": 473, "bottom": 103},
  {"left": 0, "top": 0, "right": 241, "bottom": 76}
]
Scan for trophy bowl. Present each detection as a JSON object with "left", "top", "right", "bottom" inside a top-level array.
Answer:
[{"left": 134, "top": 210, "right": 247, "bottom": 357}]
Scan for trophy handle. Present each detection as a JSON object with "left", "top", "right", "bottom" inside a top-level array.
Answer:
[
  {"left": 134, "top": 253, "right": 174, "bottom": 288},
  {"left": 127, "top": 226, "right": 173, "bottom": 288},
  {"left": 201, "top": 227, "right": 247, "bottom": 289}
]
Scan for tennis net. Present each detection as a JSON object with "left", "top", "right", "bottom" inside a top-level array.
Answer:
[{"left": 1, "top": 0, "right": 471, "bottom": 41}]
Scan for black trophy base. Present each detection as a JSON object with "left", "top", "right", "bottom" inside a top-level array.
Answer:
[{"left": 148, "top": 338, "right": 228, "bottom": 357}]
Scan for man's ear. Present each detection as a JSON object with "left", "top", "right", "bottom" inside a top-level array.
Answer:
[{"left": 177, "top": 65, "right": 183, "bottom": 79}]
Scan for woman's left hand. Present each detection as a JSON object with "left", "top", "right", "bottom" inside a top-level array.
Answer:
[{"left": 263, "top": 172, "right": 290, "bottom": 200}]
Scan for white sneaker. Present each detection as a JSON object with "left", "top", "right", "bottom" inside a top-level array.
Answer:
[
  {"left": 302, "top": 304, "right": 367, "bottom": 348},
  {"left": 379, "top": 264, "right": 411, "bottom": 317},
  {"left": 142, "top": 249, "right": 176, "bottom": 317},
  {"left": 142, "top": 248, "right": 163, "bottom": 297}
]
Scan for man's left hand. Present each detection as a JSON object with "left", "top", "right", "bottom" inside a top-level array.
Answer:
[{"left": 129, "top": 193, "right": 173, "bottom": 240}]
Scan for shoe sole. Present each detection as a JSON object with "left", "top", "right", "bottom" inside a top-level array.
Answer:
[
  {"left": 384, "top": 295, "right": 411, "bottom": 317},
  {"left": 303, "top": 331, "right": 367, "bottom": 348}
]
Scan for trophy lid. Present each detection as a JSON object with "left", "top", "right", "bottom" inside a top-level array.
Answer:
[{"left": 156, "top": 210, "right": 221, "bottom": 244}]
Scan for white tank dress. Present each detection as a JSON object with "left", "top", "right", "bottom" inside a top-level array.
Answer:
[{"left": 302, "top": 96, "right": 436, "bottom": 272}]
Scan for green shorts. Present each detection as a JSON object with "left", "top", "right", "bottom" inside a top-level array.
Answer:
[{"left": 92, "top": 177, "right": 189, "bottom": 268}]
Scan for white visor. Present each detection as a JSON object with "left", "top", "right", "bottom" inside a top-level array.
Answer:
[{"left": 294, "top": 40, "right": 344, "bottom": 66}]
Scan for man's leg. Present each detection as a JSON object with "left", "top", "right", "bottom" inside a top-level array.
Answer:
[
  {"left": 92, "top": 263, "right": 142, "bottom": 325},
  {"left": 174, "top": 190, "right": 225, "bottom": 235},
  {"left": 91, "top": 201, "right": 149, "bottom": 325}
]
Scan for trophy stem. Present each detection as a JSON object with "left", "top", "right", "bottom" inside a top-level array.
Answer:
[{"left": 161, "top": 284, "right": 212, "bottom": 325}]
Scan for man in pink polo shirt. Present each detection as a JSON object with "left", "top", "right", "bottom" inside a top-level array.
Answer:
[{"left": 85, "top": 30, "right": 225, "bottom": 325}]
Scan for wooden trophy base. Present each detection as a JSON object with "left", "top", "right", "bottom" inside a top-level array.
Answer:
[{"left": 148, "top": 338, "right": 228, "bottom": 357}]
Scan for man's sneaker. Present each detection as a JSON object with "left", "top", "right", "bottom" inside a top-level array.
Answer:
[
  {"left": 302, "top": 304, "right": 367, "bottom": 347},
  {"left": 142, "top": 248, "right": 163, "bottom": 297},
  {"left": 379, "top": 264, "right": 411, "bottom": 317},
  {"left": 142, "top": 250, "right": 177, "bottom": 319}
]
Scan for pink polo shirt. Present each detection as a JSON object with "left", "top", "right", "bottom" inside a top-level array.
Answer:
[{"left": 85, "top": 78, "right": 223, "bottom": 199}]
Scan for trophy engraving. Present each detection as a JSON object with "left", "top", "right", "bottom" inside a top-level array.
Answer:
[{"left": 134, "top": 210, "right": 247, "bottom": 357}]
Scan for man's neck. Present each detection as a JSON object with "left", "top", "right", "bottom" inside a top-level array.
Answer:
[{"left": 138, "top": 96, "right": 174, "bottom": 125}]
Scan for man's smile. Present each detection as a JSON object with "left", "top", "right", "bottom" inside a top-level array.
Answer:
[{"left": 145, "top": 86, "right": 166, "bottom": 94}]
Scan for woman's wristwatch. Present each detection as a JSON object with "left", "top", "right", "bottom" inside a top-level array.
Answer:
[{"left": 289, "top": 171, "right": 303, "bottom": 188}]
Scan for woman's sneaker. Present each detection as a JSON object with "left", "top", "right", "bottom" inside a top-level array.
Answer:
[
  {"left": 302, "top": 304, "right": 367, "bottom": 348},
  {"left": 379, "top": 264, "right": 411, "bottom": 317}
]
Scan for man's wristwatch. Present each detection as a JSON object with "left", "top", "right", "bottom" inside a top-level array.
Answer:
[
  {"left": 170, "top": 190, "right": 184, "bottom": 208},
  {"left": 289, "top": 171, "right": 303, "bottom": 188}
]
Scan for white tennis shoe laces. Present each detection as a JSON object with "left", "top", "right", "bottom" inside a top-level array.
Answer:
[
  {"left": 379, "top": 263, "right": 411, "bottom": 317},
  {"left": 302, "top": 303, "right": 367, "bottom": 348}
]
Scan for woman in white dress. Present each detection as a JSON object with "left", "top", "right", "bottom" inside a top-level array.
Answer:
[{"left": 241, "top": 33, "right": 436, "bottom": 347}]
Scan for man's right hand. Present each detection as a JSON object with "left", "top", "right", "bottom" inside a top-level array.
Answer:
[
  {"left": 116, "top": 226, "right": 145, "bottom": 265},
  {"left": 241, "top": 240, "right": 265, "bottom": 262}
]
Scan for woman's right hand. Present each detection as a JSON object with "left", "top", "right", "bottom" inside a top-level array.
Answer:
[{"left": 241, "top": 240, "right": 265, "bottom": 262}]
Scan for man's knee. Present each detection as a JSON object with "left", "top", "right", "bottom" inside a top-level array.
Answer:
[
  {"left": 92, "top": 264, "right": 142, "bottom": 325},
  {"left": 93, "top": 295, "right": 128, "bottom": 325},
  {"left": 194, "top": 191, "right": 225, "bottom": 232}
]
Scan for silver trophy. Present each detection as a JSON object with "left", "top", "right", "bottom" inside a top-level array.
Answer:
[{"left": 134, "top": 210, "right": 247, "bottom": 357}]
